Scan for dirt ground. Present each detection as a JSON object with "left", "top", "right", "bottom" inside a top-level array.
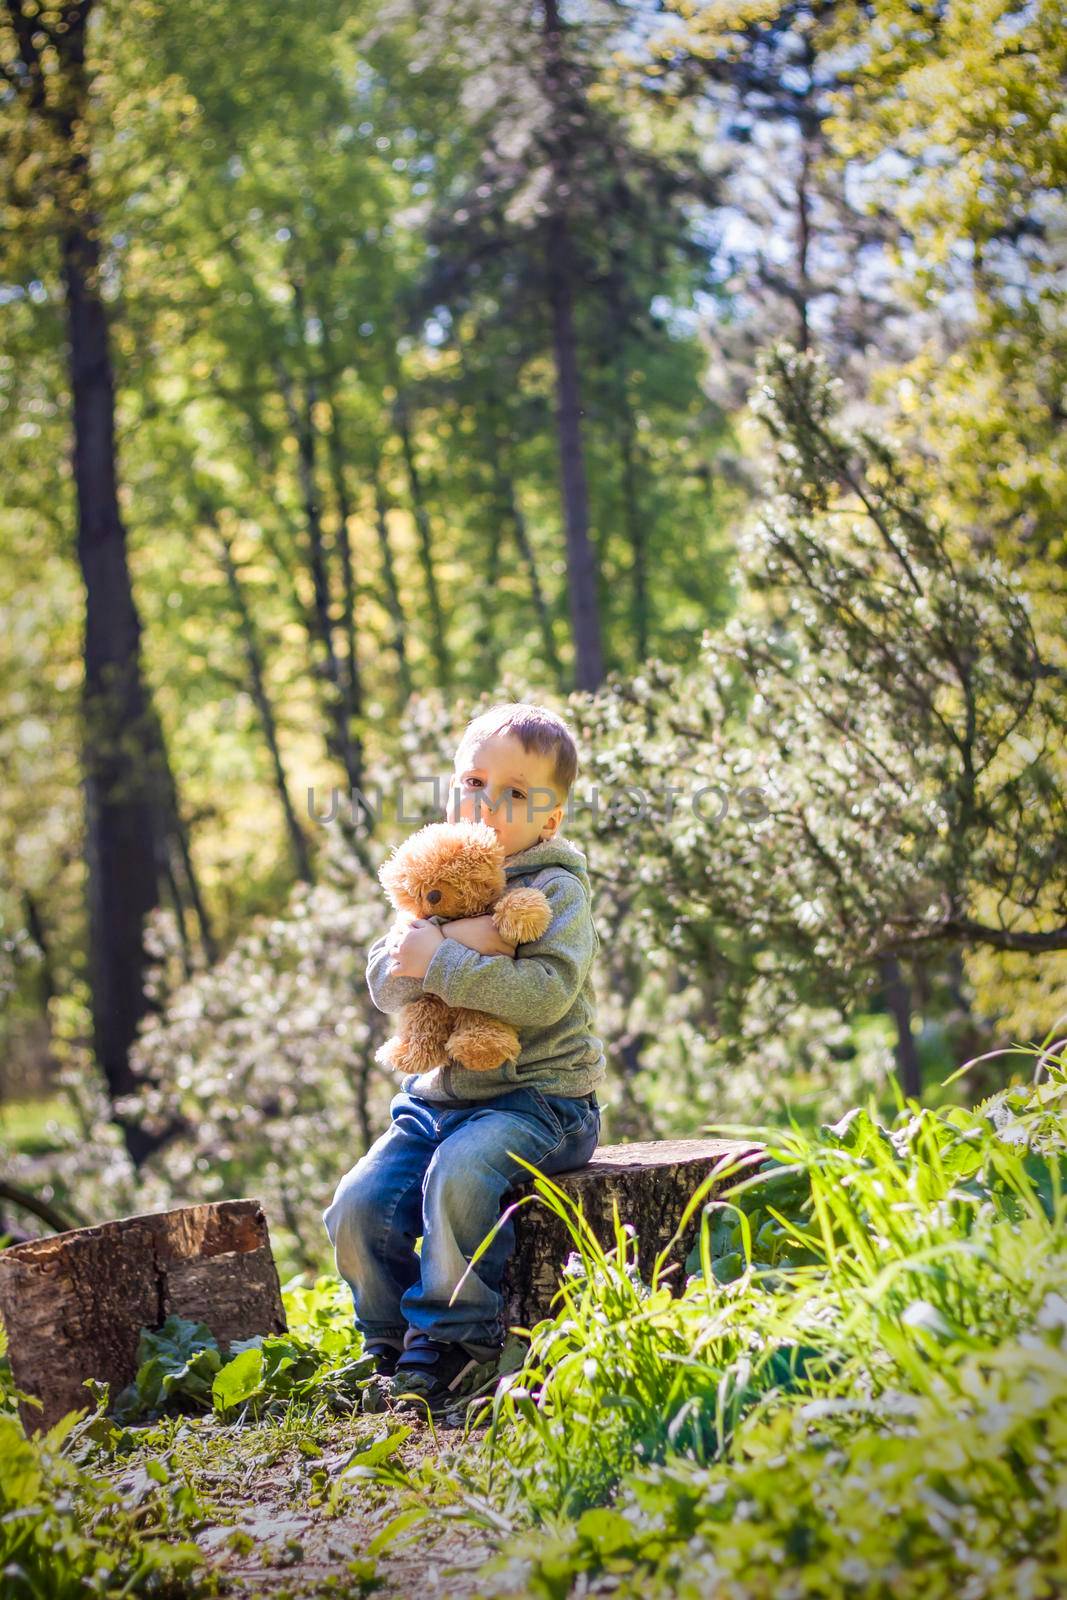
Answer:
[{"left": 169, "top": 1413, "right": 516, "bottom": 1600}]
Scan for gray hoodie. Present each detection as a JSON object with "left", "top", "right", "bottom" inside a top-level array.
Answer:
[{"left": 364, "top": 835, "right": 605, "bottom": 1103}]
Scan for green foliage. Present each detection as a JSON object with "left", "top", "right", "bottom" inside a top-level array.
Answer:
[
  {"left": 114, "top": 1275, "right": 381, "bottom": 1423},
  {"left": 683, "top": 1157, "right": 819, "bottom": 1284},
  {"left": 395, "top": 1041, "right": 1067, "bottom": 1598},
  {"left": 0, "top": 1405, "right": 205, "bottom": 1598},
  {"left": 489, "top": 1341, "right": 1066, "bottom": 1599},
  {"left": 207, "top": 1327, "right": 370, "bottom": 1418},
  {"left": 1, "top": 0, "right": 1063, "bottom": 1590},
  {"left": 115, "top": 1315, "right": 223, "bottom": 1419},
  {"left": 2, "top": 1056, "right": 1063, "bottom": 1595},
  {"left": 573, "top": 346, "right": 1067, "bottom": 1061}
]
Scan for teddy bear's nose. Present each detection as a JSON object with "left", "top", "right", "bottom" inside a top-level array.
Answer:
[{"left": 426, "top": 889, "right": 442, "bottom": 904}]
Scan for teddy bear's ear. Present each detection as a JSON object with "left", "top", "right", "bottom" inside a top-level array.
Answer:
[{"left": 378, "top": 853, "right": 408, "bottom": 902}]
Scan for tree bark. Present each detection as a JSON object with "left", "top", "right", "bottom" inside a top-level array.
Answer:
[
  {"left": 0, "top": 1199, "right": 286, "bottom": 1432},
  {"left": 878, "top": 954, "right": 922, "bottom": 1099},
  {"left": 511, "top": 495, "right": 566, "bottom": 687},
  {"left": 477, "top": 377, "right": 564, "bottom": 686},
  {"left": 392, "top": 388, "right": 451, "bottom": 687},
  {"left": 542, "top": 0, "right": 604, "bottom": 692},
  {"left": 472, "top": 489, "right": 505, "bottom": 684},
  {"left": 794, "top": 45, "right": 817, "bottom": 351},
  {"left": 214, "top": 518, "right": 315, "bottom": 884},
  {"left": 274, "top": 359, "right": 363, "bottom": 794},
  {"left": 323, "top": 393, "right": 366, "bottom": 742},
  {"left": 4, "top": 0, "right": 164, "bottom": 1163},
  {"left": 22, "top": 889, "right": 54, "bottom": 1015},
  {"left": 617, "top": 374, "right": 650, "bottom": 664},
  {"left": 322, "top": 384, "right": 382, "bottom": 842},
  {"left": 226, "top": 383, "right": 317, "bottom": 634},
  {"left": 149, "top": 709, "right": 217, "bottom": 964},
  {"left": 371, "top": 455, "right": 415, "bottom": 708},
  {"left": 504, "top": 1138, "right": 763, "bottom": 1332}
]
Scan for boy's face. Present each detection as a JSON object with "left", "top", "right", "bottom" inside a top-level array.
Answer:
[{"left": 444, "top": 733, "right": 565, "bottom": 859}]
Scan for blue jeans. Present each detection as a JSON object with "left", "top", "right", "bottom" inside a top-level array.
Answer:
[{"left": 323, "top": 1086, "right": 601, "bottom": 1357}]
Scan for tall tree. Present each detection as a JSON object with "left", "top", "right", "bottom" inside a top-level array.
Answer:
[
  {"left": 389, "top": 0, "right": 728, "bottom": 683},
  {"left": 541, "top": 0, "right": 602, "bottom": 690},
  {"left": 646, "top": 0, "right": 918, "bottom": 405},
  {"left": 823, "top": 0, "right": 1067, "bottom": 1039},
  {"left": 1, "top": 0, "right": 173, "bottom": 1158}
]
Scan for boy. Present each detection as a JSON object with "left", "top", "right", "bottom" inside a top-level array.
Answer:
[{"left": 323, "top": 702, "right": 605, "bottom": 1413}]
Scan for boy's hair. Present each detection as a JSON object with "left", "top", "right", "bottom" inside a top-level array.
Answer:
[{"left": 456, "top": 702, "right": 579, "bottom": 803}]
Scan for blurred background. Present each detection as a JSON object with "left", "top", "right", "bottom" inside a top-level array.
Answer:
[{"left": 1, "top": 0, "right": 1064, "bottom": 1271}]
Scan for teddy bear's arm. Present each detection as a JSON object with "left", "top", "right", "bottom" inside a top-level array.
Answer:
[{"left": 492, "top": 886, "right": 553, "bottom": 946}]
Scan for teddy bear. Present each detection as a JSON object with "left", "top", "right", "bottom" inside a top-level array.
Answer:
[{"left": 374, "top": 818, "right": 553, "bottom": 1075}]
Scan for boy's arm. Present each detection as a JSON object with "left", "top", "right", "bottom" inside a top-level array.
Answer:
[
  {"left": 366, "top": 929, "right": 427, "bottom": 1014},
  {"left": 420, "top": 873, "right": 594, "bottom": 1028}
]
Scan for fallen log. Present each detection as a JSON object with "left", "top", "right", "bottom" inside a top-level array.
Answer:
[
  {"left": 0, "top": 1197, "right": 285, "bottom": 1432},
  {"left": 504, "top": 1137, "right": 763, "bottom": 1333}
]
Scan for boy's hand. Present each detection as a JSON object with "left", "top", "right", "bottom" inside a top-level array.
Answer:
[
  {"left": 442, "top": 913, "right": 517, "bottom": 959},
  {"left": 387, "top": 919, "right": 444, "bottom": 979}
]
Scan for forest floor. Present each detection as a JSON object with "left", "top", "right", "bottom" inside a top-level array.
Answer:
[{"left": 102, "top": 1407, "right": 507, "bottom": 1600}]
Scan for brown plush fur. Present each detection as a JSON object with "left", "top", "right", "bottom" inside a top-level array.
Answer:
[{"left": 375, "top": 820, "right": 553, "bottom": 1074}]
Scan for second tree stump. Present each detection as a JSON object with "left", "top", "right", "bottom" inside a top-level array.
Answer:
[{"left": 0, "top": 1198, "right": 285, "bottom": 1432}]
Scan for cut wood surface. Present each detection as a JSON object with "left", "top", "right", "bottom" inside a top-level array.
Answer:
[
  {"left": 504, "top": 1137, "right": 763, "bottom": 1332},
  {"left": 0, "top": 1197, "right": 285, "bottom": 1432}
]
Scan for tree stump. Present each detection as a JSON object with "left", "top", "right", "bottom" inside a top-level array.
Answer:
[
  {"left": 0, "top": 1198, "right": 285, "bottom": 1432},
  {"left": 503, "top": 1137, "right": 763, "bottom": 1332}
]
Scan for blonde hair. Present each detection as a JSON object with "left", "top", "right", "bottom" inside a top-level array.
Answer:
[{"left": 456, "top": 701, "right": 579, "bottom": 802}]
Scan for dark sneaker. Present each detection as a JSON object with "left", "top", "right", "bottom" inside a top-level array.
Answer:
[
  {"left": 388, "top": 1336, "right": 500, "bottom": 1416},
  {"left": 362, "top": 1340, "right": 402, "bottom": 1378},
  {"left": 357, "top": 1341, "right": 404, "bottom": 1415}
]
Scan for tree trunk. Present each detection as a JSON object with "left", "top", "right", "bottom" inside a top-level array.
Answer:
[
  {"left": 149, "top": 709, "right": 217, "bottom": 964},
  {"left": 228, "top": 386, "right": 318, "bottom": 633},
  {"left": 392, "top": 389, "right": 451, "bottom": 687},
  {"left": 795, "top": 145, "right": 813, "bottom": 350},
  {"left": 477, "top": 378, "right": 564, "bottom": 687},
  {"left": 214, "top": 519, "right": 315, "bottom": 884},
  {"left": 9, "top": 0, "right": 165, "bottom": 1164},
  {"left": 492, "top": 406, "right": 566, "bottom": 688},
  {"left": 323, "top": 386, "right": 381, "bottom": 842},
  {"left": 371, "top": 455, "right": 415, "bottom": 708},
  {"left": 618, "top": 374, "right": 650, "bottom": 665},
  {"left": 159, "top": 844, "right": 194, "bottom": 980},
  {"left": 224, "top": 381, "right": 372, "bottom": 866},
  {"left": 323, "top": 395, "right": 366, "bottom": 736},
  {"left": 878, "top": 954, "right": 922, "bottom": 1099},
  {"left": 511, "top": 495, "right": 566, "bottom": 687},
  {"left": 542, "top": 0, "right": 604, "bottom": 692},
  {"left": 472, "top": 491, "right": 505, "bottom": 685},
  {"left": 22, "top": 889, "right": 55, "bottom": 1015},
  {"left": 274, "top": 360, "right": 363, "bottom": 794}
]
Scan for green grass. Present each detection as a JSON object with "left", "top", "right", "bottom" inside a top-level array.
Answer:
[
  {"left": 0, "top": 1094, "right": 79, "bottom": 1155},
  {"left": 2, "top": 1040, "right": 1064, "bottom": 1599},
  {"left": 379, "top": 1034, "right": 1067, "bottom": 1596}
]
